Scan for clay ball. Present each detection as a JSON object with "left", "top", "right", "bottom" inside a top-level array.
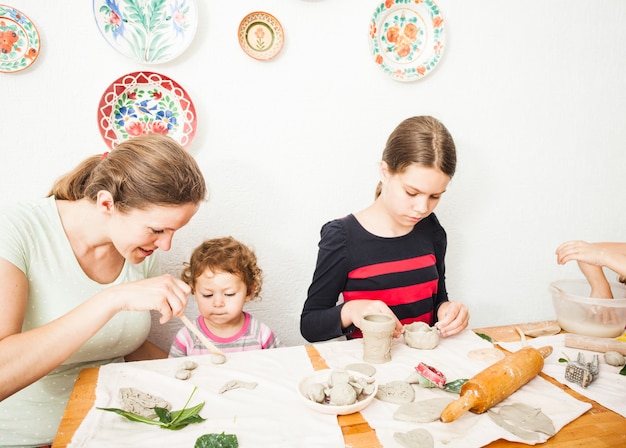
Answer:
[
  {"left": 604, "top": 351, "right": 625, "bottom": 366},
  {"left": 329, "top": 383, "right": 357, "bottom": 406}
]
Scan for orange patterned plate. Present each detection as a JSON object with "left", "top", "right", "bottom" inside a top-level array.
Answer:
[
  {"left": 0, "top": 4, "right": 40, "bottom": 73},
  {"left": 238, "top": 11, "right": 284, "bottom": 61},
  {"left": 368, "top": 0, "right": 445, "bottom": 82}
]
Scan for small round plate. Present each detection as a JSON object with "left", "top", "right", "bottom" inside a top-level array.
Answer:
[
  {"left": 368, "top": 0, "right": 446, "bottom": 82},
  {"left": 238, "top": 11, "right": 284, "bottom": 61},
  {"left": 0, "top": 4, "right": 40, "bottom": 73},
  {"left": 92, "top": 0, "right": 198, "bottom": 64},
  {"left": 97, "top": 71, "right": 196, "bottom": 150}
]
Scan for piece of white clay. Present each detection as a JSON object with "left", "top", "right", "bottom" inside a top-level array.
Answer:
[
  {"left": 604, "top": 351, "right": 626, "bottom": 366},
  {"left": 218, "top": 380, "right": 258, "bottom": 394},
  {"left": 394, "top": 397, "right": 454, "bottom": 423},
  {"left": 375, "top": 381, "right": 415, "bottom": 404},
  {"left": 180, "top": 360, "right": 198, "bottom": 370},
  {"left": 175, "top": 369, "right": 192, "bottom": 380},
  {"left": 403, "top": 322, "right": 440, "bottom": 349},
  {"left": 393, "top": 428, "right": 434, "bottom": 448},
  {"left": 211, "top": 353, "right": 227, "bottom": 365},
  {"left": 468, "top": 347, "right": 506, "bottom": 364}
]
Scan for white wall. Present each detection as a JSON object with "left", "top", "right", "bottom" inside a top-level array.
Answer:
[{"left": 2, "top": 1, "right": 625, "bottom": 350}]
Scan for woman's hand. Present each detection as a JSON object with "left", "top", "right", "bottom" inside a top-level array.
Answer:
[
  {"left": 105, "top": 274, "right": 191, "bottom": 324},
  {"left": 435, "top": 301, "right": 469, "bottom": 337},
  {"left": 341, "top": 300, "right": 404, "bottom": 337}
]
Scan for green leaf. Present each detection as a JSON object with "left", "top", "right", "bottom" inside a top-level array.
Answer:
[
  {"left": 195, "top": 433, "right": 239, "bottom": 448},
  {"left": 154, "top": 406, "right": 172, "bottom": 424},
  {"left": 558, "top": 352, "right": 571, "bottom": 363},
  {"left": 475, "top": 332, "right": 493, "bottom": 343},
  {"left": 96, "top": 407, "right": 165, "bottom": 426},
  {"left": 443, "top": 378, "right": 468, "bottom": 394},
  {"left": 620, "top": 364, "right": 626, "bottom": 375}
]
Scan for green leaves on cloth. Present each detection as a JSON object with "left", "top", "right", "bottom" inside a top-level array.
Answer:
[
  {"left": 98, "top": 386, "right": 206, "bottom": 430},
  {"left": 195, "top": 433, "right": 239, "bottom": 448}
]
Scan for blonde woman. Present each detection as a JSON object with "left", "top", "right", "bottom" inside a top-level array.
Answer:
[{"left": 0, "top": 134, "right": 206, "bottom": 447}]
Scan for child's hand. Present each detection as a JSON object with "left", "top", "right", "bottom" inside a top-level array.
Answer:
[
  {"left": 435, "top": 301, "right": 469, "bottom": 337},
  {"left": 342, "top": 300, "right": 404, "bottom": 337}
]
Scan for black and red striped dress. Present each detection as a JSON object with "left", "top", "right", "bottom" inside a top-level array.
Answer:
[{"left": 300, "top": 213, "right": 448, "bottom": 342}]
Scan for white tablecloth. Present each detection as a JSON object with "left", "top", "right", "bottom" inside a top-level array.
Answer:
[
  {"left": 499, "top": 333, "right": 626, "bottom": 418},
  {"left": 69, "top": 330, "right": 591, "bottom": 447},
  {"left": 316, "top": 329, "right": 591, "bottom": 447}
]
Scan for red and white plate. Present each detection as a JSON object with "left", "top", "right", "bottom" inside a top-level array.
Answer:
[{"left": 97, "top": 71, "right": 197, "bottom": 149}]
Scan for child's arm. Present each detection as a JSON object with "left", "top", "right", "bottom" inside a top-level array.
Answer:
[
  {"left": 576, "top": 261, "right": 613, "bottom": 298},
  {"left": 556, "top": 240, "right": 626, "bottom": 277}
]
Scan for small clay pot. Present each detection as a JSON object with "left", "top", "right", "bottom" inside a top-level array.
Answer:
[
  {"left": 403, "top": 322, "right": 440, "bottom": 350},
  {"left": 360, "top": 313, "right": 396, "bottom": 364}
]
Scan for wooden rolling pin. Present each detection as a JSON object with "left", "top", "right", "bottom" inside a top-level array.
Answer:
[
  {"left": 564, "top": 334, "right": 626, "bottom": 355},
  {"left": 440, "top": 345, "right": 552, "bottom": 423}
]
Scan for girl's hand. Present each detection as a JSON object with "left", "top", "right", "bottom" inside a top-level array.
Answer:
[
  {"left": 435, "top": 301, "right": 469, "bottom": 337},
  {"left": 107, "top": 274, "right": 191, "bottom": 323},
  {"left": 341, "top": 300, "right": 404, "bottom": 337}
]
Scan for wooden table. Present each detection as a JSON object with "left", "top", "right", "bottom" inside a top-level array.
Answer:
[{"left": 53, "top": 322, "right": 626, "bottom": 447}]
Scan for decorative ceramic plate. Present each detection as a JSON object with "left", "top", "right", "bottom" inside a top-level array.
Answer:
[
  {"left": 238, "top": 11, "right": 284, "bottom": 61},
  {"left": 0, "top": 4, "right": 40, "bottom": 73},
  {"left": 97, "top": 71, "right": 196, "bottom": 150},
  {"left": 368, "top": 0, "right": 445, "bottom": 82},
  {"left": 92, "top": 0, "right": 197, "bottom": 64}
]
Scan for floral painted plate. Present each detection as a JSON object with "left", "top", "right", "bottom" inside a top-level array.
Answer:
[
  {"left": 92, "top": 0, "right": 197, "bottom": 64},
  {"left": 368, "top": 0, "right": 445, "bottom": 82},
  {"left": 0, "top": 4, "right": 40, "bottom": 73},
  {"left": 238, "top": 11, "right": 284, "bottom": 61},
  {"left": 97, "top": 71, "right": 196, "bottom": 149}
]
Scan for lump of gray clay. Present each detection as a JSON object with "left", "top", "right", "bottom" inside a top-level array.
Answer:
[
  {"left": 306, "top": 383, "right": 327, "bottom": 403},
  {"left": 329, "top": 382, "right": 357, "bottom": 405},
  {"left": 488, "top": 403, "right": 555, "bottom": 441},
  {"left": 118, "top": 388, "right": 171, "bottom": 418},
  {"left": 393, "top": 428, "right": 434, "bottom": 448},
  {"left": 604, "top": 351, "right": 626, "bottom": 367},
  {"left": 394, "top": 397, "right": 454, "bottom": 423},
  {"left": 175, "top": 369, "right": 192, "bottom": 380},
  {"left": 375, "top": 381, "right": 415, "bottom": 403},
  {"left": 403, "top": 322, "right": 439, "bottom": 350}
]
